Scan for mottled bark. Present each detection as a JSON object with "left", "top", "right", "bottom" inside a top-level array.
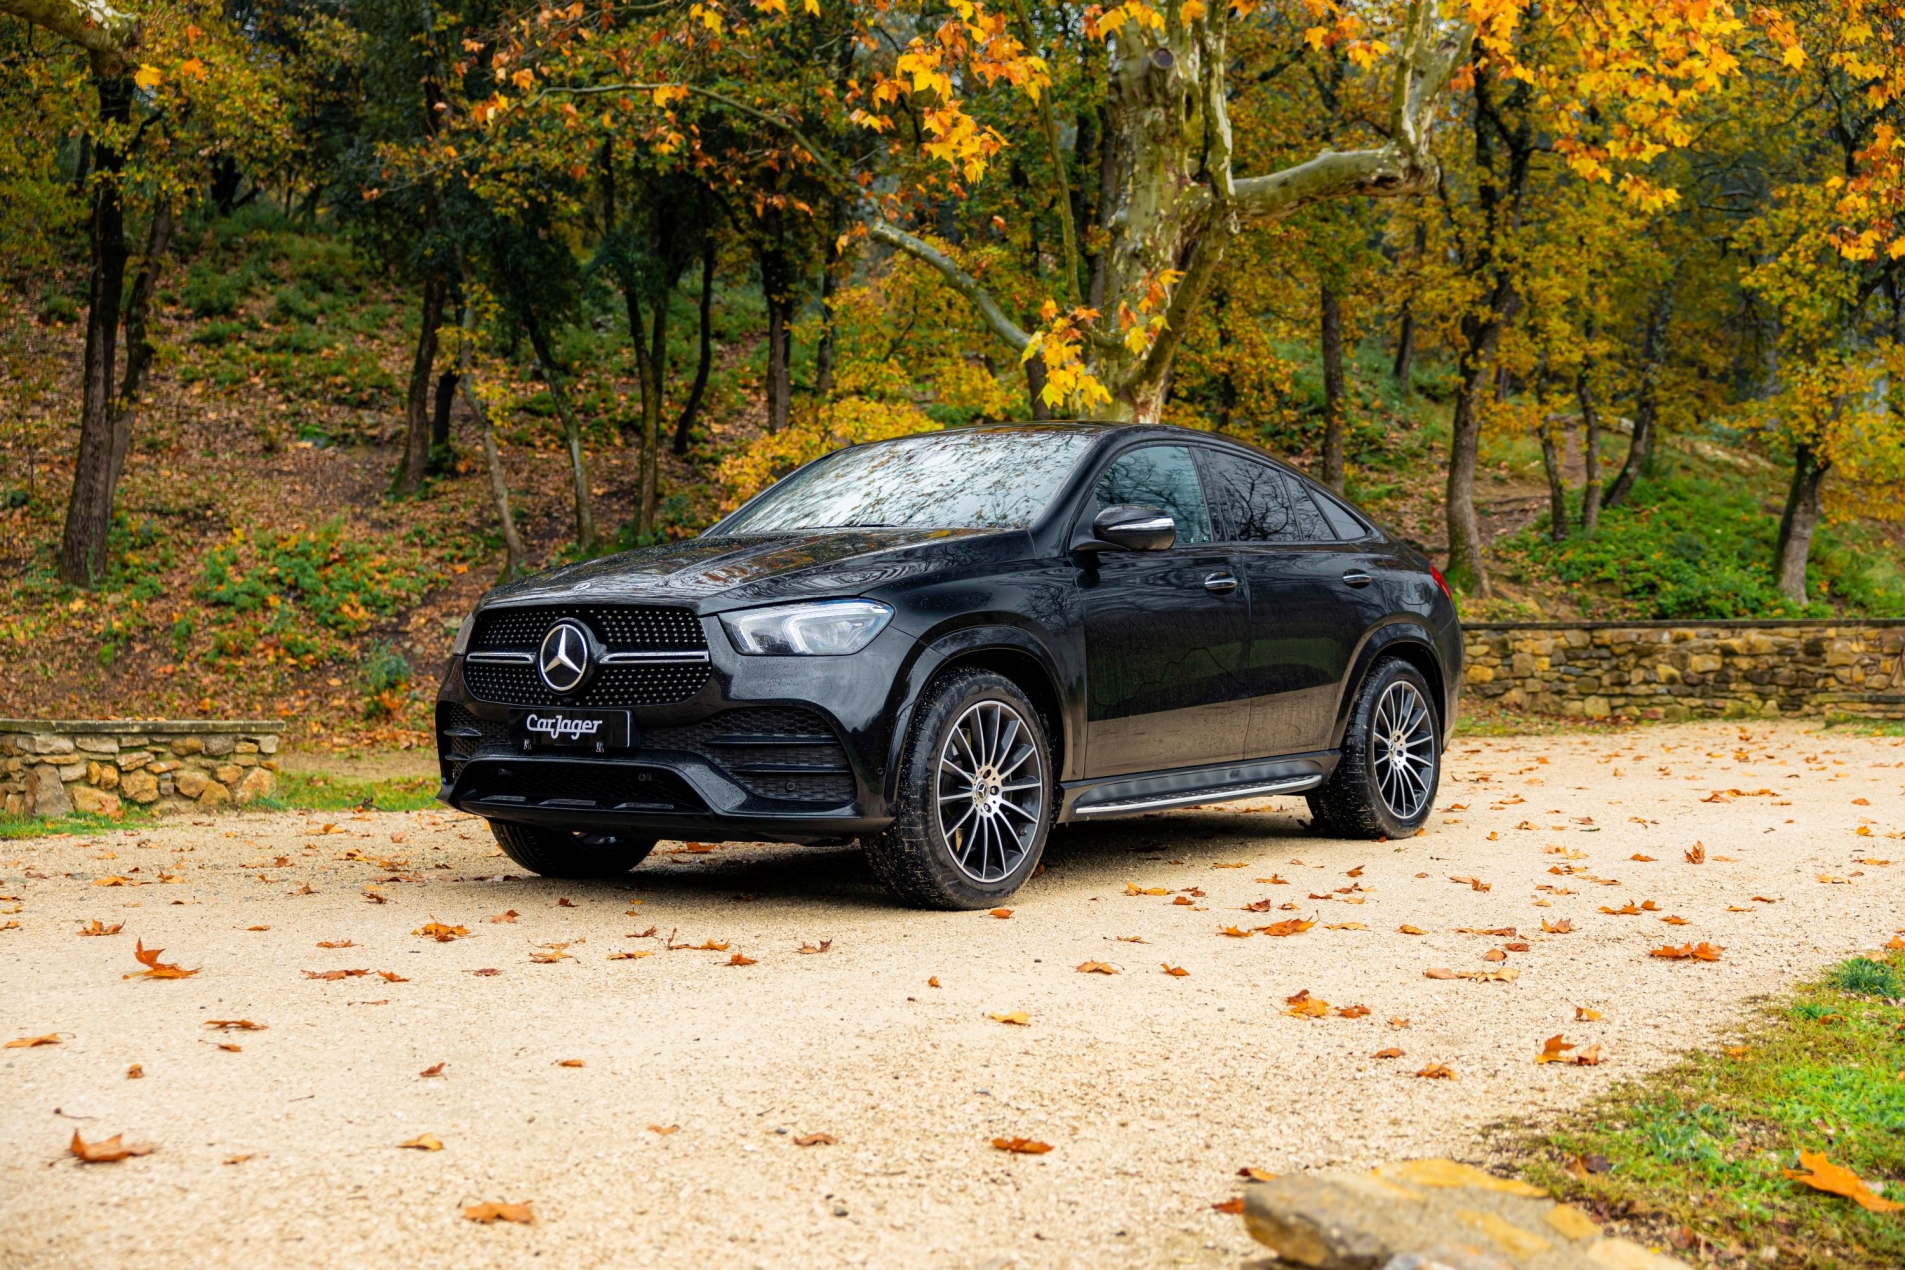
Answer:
[
  {"left": 1392, "top": 305, "right": 1415, "bottom": 397},
  {"left": 1773, "top": 441, "right": 1829, "bottom": 605}
]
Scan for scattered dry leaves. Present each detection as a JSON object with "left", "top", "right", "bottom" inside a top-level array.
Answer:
[
  {"left": 991, "top": 1137, "right": 1053, "bottom": 1155},
  {"left": 124, "top": 939, "right": 196, "bottom": 980}
]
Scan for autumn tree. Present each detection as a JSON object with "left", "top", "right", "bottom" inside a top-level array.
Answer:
[{"left": 0, "top": 0, "right": 290, "bottom": 587}]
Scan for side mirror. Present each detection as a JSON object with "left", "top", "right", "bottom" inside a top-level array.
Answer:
[{"left": 1083, "top": 504, "right": 1176, "bottom": 552}]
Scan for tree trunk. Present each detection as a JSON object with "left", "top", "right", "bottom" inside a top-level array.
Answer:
[
  {"left": 1026, "top": 355, "right": 1053, "bottom": 420},
  {"left": 396, "top": 270, "right": 447, "bottom": 494},
  {"left": 673, "top": 235, "right": 715, "bottom": 456},
  {"left": 1773, "top": 441, "right": 1829, "bottom": 606},
  {"left": 103, "top": 202, "right": 173, "bottom": 501},
  {"left": 58, "top": 65, "right": 132, "bottom": 588},
  {"left": 1538, "top": 413, "right": 1568, "bottom": 542},
  {"left": 430, "top": 368, "right": 457, "bottom": 458},
  {"left": 1319, "top": 284, "right": 1347, "bottom": 491},
  {"left": 638, "top": 282, "right": 665, "bottom": 539},
  {"left": 456, "top": 301, "right": 528, "bottom": 580},
  {"left": 1576, "top": 362, "right": 1602, "bottom": 537},
  {"left": 814, "top": 215, "right": 840, "bottom": 401},
  {"left": 1604, "top": 284, "right": 1671, "bottom": 509},
  {"left": 765, "top": 296, "right": 792, "bottom": 431},
  {"left": 1392, "top": 304, "right": 1415, "bottom": 398},
  {"left": 1445, "top": 342, "right": 1497, "bottom": 598},
  {"left": 526, "top": 318, "right": 595, "bottom": 554}
]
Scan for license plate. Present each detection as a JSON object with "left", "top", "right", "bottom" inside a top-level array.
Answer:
[{"left": 509, "top": 709, "right": 633, "bottom": 750}]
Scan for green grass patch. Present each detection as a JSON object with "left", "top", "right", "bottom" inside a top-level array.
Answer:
[
  {"left": 1517, "top": 950, "right": 1905, "bottom": 1269},
  {"left": 0, "top": 807, "right": 157, "bottom": 841},
  {"left": 261, "top": 769, "right": 441, "bottom": 813}
]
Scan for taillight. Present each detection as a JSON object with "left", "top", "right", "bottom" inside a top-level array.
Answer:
[{"left": 1429, "top": 564, "right": 1453, "bottom": 601}]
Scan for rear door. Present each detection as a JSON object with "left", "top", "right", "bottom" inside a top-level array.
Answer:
[
  {"left": 1076, "top": 444, "right": 1251, "bottom": 777},
  {"left": 1196, "top": 449, "right": 1366, "bottom": 757}
]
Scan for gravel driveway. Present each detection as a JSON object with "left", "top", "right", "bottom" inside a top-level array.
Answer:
[{"left": 3, "top": 720, "right": 1901, "bottom": 1269}]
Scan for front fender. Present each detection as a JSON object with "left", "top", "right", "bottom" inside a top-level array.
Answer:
[{"left": 880, "top": 622, "right": 1079, "bottom": 807}]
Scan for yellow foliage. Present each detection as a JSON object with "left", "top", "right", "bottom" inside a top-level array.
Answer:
[{"left": 713, "top": 399, "right": 942, "bottom": 514}]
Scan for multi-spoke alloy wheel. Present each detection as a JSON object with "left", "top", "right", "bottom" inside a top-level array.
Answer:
[
  {"left": 1370, "top": 681, "right": 1436, "bottom": 821},
  {"left": 866, "top": 668, "right": 1053, "bottom": 908},
  {"left": 935, "top": 700, "right": 1046, "bottom": 883},
  {"left": 1306, "top": 656, "right": 1442, "bottom": 840}
]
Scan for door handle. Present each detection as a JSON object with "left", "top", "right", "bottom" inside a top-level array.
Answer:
[
  {"left": 1341, "top": 571, "right": 1373, "bottom": 587},
  {"left": 1204, "top": 572, "right": 1239, "bottom": 594}
]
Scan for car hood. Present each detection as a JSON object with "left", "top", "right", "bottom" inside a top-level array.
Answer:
[{"left": 478, "top": 526, "right": 1018, "bottom": 611}]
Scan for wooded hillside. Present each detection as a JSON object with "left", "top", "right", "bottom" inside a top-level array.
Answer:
[{"left": 2, "top": 0, "right": 1903, "bottom": 741}]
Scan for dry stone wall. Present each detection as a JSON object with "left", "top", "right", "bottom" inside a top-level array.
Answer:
[
  {"left": 1462, "top": 620, "right": 1904, "bottom": 722},
  {"left": 2, "top": 721, "right": 283, "bottom": 819}
]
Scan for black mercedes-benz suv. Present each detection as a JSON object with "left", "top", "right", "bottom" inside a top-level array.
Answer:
[{"left": 435, "top": 423, "right": 1460, "bottom": 908}]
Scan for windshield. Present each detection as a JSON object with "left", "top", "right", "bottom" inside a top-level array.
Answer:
[{"left": 710, "top": 429, "right": 1098, "bottom": 534}]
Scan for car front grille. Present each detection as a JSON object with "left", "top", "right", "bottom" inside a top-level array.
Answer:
[
  {"left": 645, "top": 706, "right": 855, "bottom": 805},
  {"left": 462, "top": 604, "right": 711, "bottom": 708}
]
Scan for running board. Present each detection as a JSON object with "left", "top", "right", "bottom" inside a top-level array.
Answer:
[{"left": 1071, "top": 773, "right": 1323, "bottom": 819}]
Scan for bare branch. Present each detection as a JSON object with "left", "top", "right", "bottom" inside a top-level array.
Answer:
[
  {"left": 866, "top": 221, "right": 1031, "bottom": 351},
  {"left": 1229, "top": 0, "right": 1474, "bottom": 224}
]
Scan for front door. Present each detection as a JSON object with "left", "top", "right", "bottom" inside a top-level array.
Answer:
[{"left": 1077, "top": 444, "right": 1251, "bottom": 777}]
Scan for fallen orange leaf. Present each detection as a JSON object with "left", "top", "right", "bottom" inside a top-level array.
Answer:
[
  {"left": 1685, "top": 843, "right": 1706, "bottom": 864},
  {"left": 206, "top": 1019, "right": 264, "bottom": 1031},
  {"left": 124, "top": 939, "right": 196, "bottom": 980},
  {"left": 1416, "top": 1063, "right": 1455, "bottom": 1079},
  {"left": 77, "top": 920, "right": 123, "bottom": 936},
  {"left": 1783, "top": 1151, "right": 1903, "bottom": 1213},
  {"left": 412, "top": 920, "right": 467, "bottom": 942},
  {"left": 1218, "top": 925, "right": 1253, "bottom": 937},
  {"left": 727, "top": 953, "right": 757, "bottom": 966},
  {"left": 1259, "top": 917, "right": 1315, "bottom": 937},
  {"left": 491, "top": 910, "right": 519, "bottom": 923},
  {"left": 1576, "top": 1007, "right": 1603, "bottom": 1021},
  {"left": 989, "top": 1011, "right": 1030, "bottom": 1025},
  {"left": 1161, "top": 963, "right": 1189, "bottom": 976},
  {"left": 1373, "top": 1047, "right": 1405, "bottom": 1059},
  {"left": 648, "top": 1124, "right": 679, "bottom": 1134},
  {"left": 989, "top": 908, "right": 1013, "bottom": 919},
  {"left": 399, "top": 1133, "right": 443, "bottom": 1151},
  {"left": 464, "top": 1202, "right": 534, "bottom": 1224},
  {"left": 379, "top": 971, "right": 409, "bottom": 982},
  {"left": 419, "top": 1062, "right": 445, "bottom": 1077},
  {"left": 1211, "top": 1197, "right": 1245, "bottom": 1214},
  {"left": 557, "top": 1058, "right": 584, "bottom": 1068},
  {"left": 6, "top": 1033, "right": 60, "bottom": 1048},
  {"left": 1399, "top": 925, "right": 1426, "bottom": 935},
  {"left": 1535, "top": 1034, "right": 1577, "bottom": 1064},
  {"left": 70, "top": 1132, "right": 152, "bottom": 1163},
  {"left": 991, "top": 1137, "right": 1053, "bottom": 1154},
  {"left": 1336, "top": 1004, "right": 1371, "bottom": 1019},
  {"left": 1076, "top": 961, "right": 1118, "bottom": 974},
  {"left": 793, "top": 1132, "right": 836, "bottom": 1146}
]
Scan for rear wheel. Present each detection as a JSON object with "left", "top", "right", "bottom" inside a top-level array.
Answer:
[
  {"left": 1307, "top": 657, "right": 1441, "bottom": 840},
  {"left": 490, "top": 822, "right": 657, "bottom": 879},
  {"left": 865, "top": 669, "right": 1053, "bottom": 909}
]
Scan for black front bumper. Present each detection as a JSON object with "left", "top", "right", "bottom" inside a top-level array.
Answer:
[{"left": 434, "top": 621, "right": 915, "bottom": 844}]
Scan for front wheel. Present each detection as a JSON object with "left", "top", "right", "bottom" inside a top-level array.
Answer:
[
  {"left": 865, "top": 669, "right": 1054, "bottom": 909},
  {"left": 490, "top": 822, "right": 657, "bottom": 879},
  {"left": 1307, "top": 657, "right": 1441, "bottom": 840}
]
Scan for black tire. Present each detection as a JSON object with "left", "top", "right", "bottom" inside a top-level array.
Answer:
[
  {"left": 1307, "top": 657, "right": 1442, "bottom": 840},
  {"left": 490, "top": 822, "right": 657, "bottom": 879},
  {"left": 865, "top": 668, "right": 1054, "bottom": 909}
]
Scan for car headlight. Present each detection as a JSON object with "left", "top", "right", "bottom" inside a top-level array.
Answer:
[
  {"left": 720, "top": 599, "right": 894, "bottom": 656},
  {"left": 451, "top": 612, "right": 476, "bottom": 657}
]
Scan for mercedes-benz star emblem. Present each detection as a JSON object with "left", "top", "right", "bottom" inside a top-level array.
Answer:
[{"left": 537, "top": 620, "right": 592, "bottom": 694}]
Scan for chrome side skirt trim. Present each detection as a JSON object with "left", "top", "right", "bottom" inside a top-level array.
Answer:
[{"left": 1071, "top": 774, "right": 1322, "bottom": 818}]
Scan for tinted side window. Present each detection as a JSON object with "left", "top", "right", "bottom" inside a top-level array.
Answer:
[
  {"left": 1286, "top": 481, "right": 1336, "bottom": 542},
  {"left": 1308, "top": 485, "right": 1372, "bottom": 539},
  {"left": 1200, "top": 450, "right": 1295, "bottom": 542},
  {"left": 1093, "top": 445, "right": 1212, "bottom": 545}
]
